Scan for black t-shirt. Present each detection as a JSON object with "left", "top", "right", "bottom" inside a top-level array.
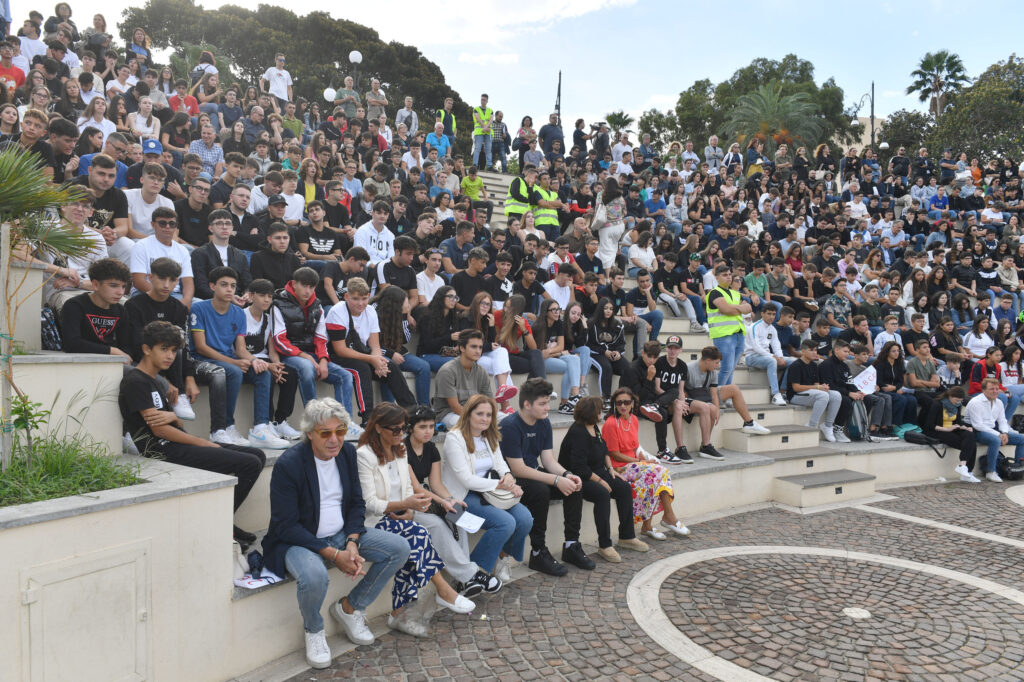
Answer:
[
  {"left": 119, "top": 367, "right": 178, "bottom": 453},
  {"left": 952, "top": 264, "right": 976, "bottom": 290},
  {"left": 323, "top": 200, "right": 352, "bottom": 230},
  {"left": 903, "top": 329, "right": 929, "bottom": 355},
  {"left": 513, "top": 279, "right": 545, "bottom": 312},
  {"left": 574, "top": 251, "right": 604, "bottom": 278},
  {"left": 598, "top": 285, "right": 628, "bottom": 315},
  {"left": 653, "top": 267, "right": 678, "bottom": 294},
  {"left": 786, "top": 359, "right": 821, "bottom": 400},
  {"left": 538, "top": 318, "right": 564, "bottom": 349},
  {"left": 485, "top": 275, "right": 514, "bottom": 307},
  {"left": 297, "top": 224, "right": 341, "bottom": 256},
  {"left": 654, "top": 356, "right": 687, "bottom": 392},
  {"left": 174, "top": 198, "right": 212, "bottom": 247},
  {"left": 319, "top": 262, "right": 366, "bottom": 304},
  {"left": 404, "top": 437, "right": 440, "bottom": 484},
  {"left": 678, "top": 268, "right": 702, "bottom": 295},
  {"left": 71, "top": 176, "right": 128, "bottom": 231},
  {"left": 374, "top": 260, "right": 416, "bottom": 293},
  {"left": 209, "top": 179, "right": 234, "bottom": 207},
  {"left": 810, "top": 332, "right": 832, "bottom": 357},
  {"left": 0, "top": 137, "right": 54, "bottom": 169},
  {"left": 451, "top": 270, "right": 485, "bottom": 306},
  {"left": 837, "top": 327, "right": 868, "bottom": 348}
]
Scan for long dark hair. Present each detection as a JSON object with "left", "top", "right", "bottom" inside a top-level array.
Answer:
[
  {"left": 594, "top": 296, "right": 616, "bottom": 329},
  {"left": 872, "top": 341, "right": 903, "bottom": 370},
  {"left": 421, "top": 285, "right": 457, "bottom": 337},
  {"left": 358, "top": 403, "right": 407, "bottom": 465},
  {"left": 371, "top": 285, "right": 407, "bottom": 352},
  {"left": 534, "top": 298, "right": 561, "bottom": 348},
  {"left": 497, "top": 294, "right": 526, "bottom": 349},
  {"left": 602, "top": 176, "right": 622, "bottom": 204}
]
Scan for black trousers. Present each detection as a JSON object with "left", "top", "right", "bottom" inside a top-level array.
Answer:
[
  {"left": 581, "top": 470, "right": 635, "bottom": 547},
  {"left": 333, "top": 356, "right": 416, "bottom": 418},
  {"left": 508, "top": 348, "right": 546, "bottom": 379},
  {"left": 155, "top": 442, "right": 265, "bottom": 511},
  {"left": 835, "top": 393, "right": 853, "bottom": 427},
  {"left": 269, "top": 369, "right": 299, "bottom": 423},
  {"left": 931, "top": 428, "right": 977, "bottom": 470},
  {"left": 593, "top": 352, "right": 628, "bottom": 397},
  {"left": 518, "top": 477, "right": 583, "bottom": 552}
]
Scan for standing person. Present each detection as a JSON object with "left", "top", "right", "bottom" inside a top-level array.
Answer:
[
  {"left": 471, "top": 94, "right": 493, "bottom": 171},
  {"left": 596, "top": 177, "right": 627, "bottom": 271},
  {"left": 441, "top": 394, "right": 533, "bottom": 583},
  {"left": 558, "top": 396, "right": 649, "bottom": 562},
  {"left": 121, "top": 321, "right": 265, "bottom": 545},
  {"left": 354, "top": 403, "right": 474, "bottom": 638},
  {"left": 966, "top": 378, "right": 1024, "bottom": 482},
  {"left": 602, "top": 387, "right": 691, "bottom": 541},
  {"left": 260, "top": 53, "right": 292, "bottom": 110},
  {"left": 705, "top": 264, "right": 751, "bottom": 387},
  {"left": 500, "top": 378, "right": 592, "bottom": 576},
  {"left": 261, "top": 398, "right": 410, "bottom": 666},
  {"left": 922, "top": 386, "right": 980, "bottom": 483},
  {"left": 504, "top": 164, "right": 536, "bottom": 226},
  {"left": 787, "top": 339, "right": 844, "bottom": 442}
]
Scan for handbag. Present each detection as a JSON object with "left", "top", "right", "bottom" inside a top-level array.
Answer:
[
  {"left": 481, "top": 469, "right": 518, "bottom": 510},
  {"left": 813, "top": 169, "right": 827, "bottom": 181},
  {"left": 591, "top": 201, "right": 608, "bottom": 231}
]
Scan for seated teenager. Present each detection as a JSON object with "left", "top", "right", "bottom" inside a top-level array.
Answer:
[
  {"left": 251, "top": 222, "right": 303, "bottom": 290},
  {"left": 120, "top": 321, "right": 265, "bottom": 548},
  {"left": 685, "top": 345, "right": 771, "bottom": 457},
  {"left": 261, "top": 398, "right": 409, "bottom": 667},
  {"left": 500, "top": 378, "right": 591, "bottom": 577},
  {"left": 243, "top": 278, "right": 300, "bottom": 439},
  {"left": 415, "top": 284, "right": 460, "bottom": 372},
  {"left": 191, "top": 208, "right": 253, "bottom": 302},
  {"left": 871, "top": 340, "right": 918, "bottom": 428},
  {"left": 845, "top": 343, "right": 899, "bottom": 441},
  {"left": 459, "top": 291, "right": 519, "bottom": 412},
  {"left": 60, "top": 257, "right": 131, "bottom": 358},
  {"left": 745, "top": 305, "right": 797, "bottom": 406},
  {"left": 532, "top": 299, "right": 583, "bottom": 413},
  {"left": 129, "top": 206, "right": 194, "bottom": 307},
  {"left": 922, "top": 386, "right": 979, "bottom": 483},
  {"left": 430, "top": 329, "right": 494, "bottom": 429},
  {"left": 787, "top": 339, "right": 845, "bottom": 442},
  {"left": 587, "top": 296, "right": 629, "bottom": 408}
]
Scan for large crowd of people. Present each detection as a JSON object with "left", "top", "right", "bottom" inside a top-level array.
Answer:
[{"left": 6, "top": 6, "right": 1024, "bottom": 669}]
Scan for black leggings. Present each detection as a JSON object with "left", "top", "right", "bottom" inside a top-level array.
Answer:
[
  {"left": 930, "top": 428, "right": 977, "bottom": 470},
  {"left": 593, "top": 352, "right": 628, "bottom": 397},
  {"left": 269, "top": 369, "right": 299, "bottom": 423},
  {"left": 155, "top": 442, "right": 265, "bottom": 511},
  {"left": 518, "top": 477, "right": 583, "bottom": 551},
  {"left": 508, "top": 348, "right": 546, "bottom": 379},
  {"left": 581, "top": 470, "right": 635, "bottom": 547}
]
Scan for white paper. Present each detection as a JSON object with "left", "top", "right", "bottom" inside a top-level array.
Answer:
[
  {"left": 233, "top": 568, "right": 284, "bottom": 589},
  {"left": 456, "top": 511, "right": 485, "bottom": 534},
  {"left": 852, "top": 366, "right": 877, "bottom": 395}
]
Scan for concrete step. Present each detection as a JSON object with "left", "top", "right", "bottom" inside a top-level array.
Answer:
[
  {"left": 723, "top": 424, "right": 820, "bottom": 452},
  {"left": 756, "top": 445, "right": 847, "bottom": 478},
  {"left": 773, "top": 468, "right": 876, "bottom": 508}
]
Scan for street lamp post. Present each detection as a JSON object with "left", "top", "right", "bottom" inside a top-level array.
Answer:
[
  {"left": 349, "top": 50, "right": 363, "bottom": 92},
  {"left": 851, "top": 81, "right": 878, "bottom": 149}
]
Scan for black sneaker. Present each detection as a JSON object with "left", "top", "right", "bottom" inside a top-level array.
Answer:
[
  {"left": 558, "top": 402, "right": 575, "bottom": 415},
  {"left": 528, "top": 547, "right": 569, "bottom": 576},
  {"left": 561, "top": 541, "right": 596, "bottom": 570},
  {"left": 656, "top": 448, "right": 674, "bottom": 463},
  {"left": 675, "top": 447, "right": 694, "bottom": 464},
  {"left": 565, "top": 394, "right": 581, "bottom": 406},
  {"left": 699, "top": 444, "right": 725, "bottom": 461},
  {"left": 459, "top": 569, "right": 501, "bottom": 596},
  {"left": 233, "top": 525, "right": 256, "bottom": 549}
]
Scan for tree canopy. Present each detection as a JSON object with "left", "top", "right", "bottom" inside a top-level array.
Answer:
[
  {"left": 906, "top": 50, "right": 970, "bottom": 122},
  {"left": 723, "top": 83, "right": 825, "bottom": 156},
  {"left": 638, "top": 55, "right": 858, "bottom": 153},
  {"left": 119, "top": 0, "right": 470, "bottom": 139}
]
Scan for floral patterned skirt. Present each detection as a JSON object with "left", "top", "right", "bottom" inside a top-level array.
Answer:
[
  {"left": 375, "top": 516, "right": 444, "bottom": 610},
  {"left": 617, "top": 462, "right": 674, "bottom": 524}
]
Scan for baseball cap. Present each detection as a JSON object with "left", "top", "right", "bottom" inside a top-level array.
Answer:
[
  {"left": 197, "top": 172, "right": 214, "bottom": 183},
  {"left": 267, "top": 193, "right": 287, "bottom": 206},
  {"left": 665, "top": 335, "right": 683, "bottom": 348},
  {"left": 142, "top": 139, "right": 163, "bottom": 155},
  {"left": 689, "top": 253, "right": 701, "bottom": 261}
]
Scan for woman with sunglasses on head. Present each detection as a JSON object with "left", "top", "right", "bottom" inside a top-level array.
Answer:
[
  {"left": 602, "top": 387, "right": 690, "bottom": 542},
  {"left": 355, "top": 403, "right": 475, "bottom": 639},
  {"left": 405, "top": 406, "right": 503, "bottom": 596},
  {"left": 442, "top": 394, "right": 533, "bottom": 584}
]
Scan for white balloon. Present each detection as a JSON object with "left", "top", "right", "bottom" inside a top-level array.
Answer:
[{"left": 323, "top": 88, "right": 337, "bottom": 102}]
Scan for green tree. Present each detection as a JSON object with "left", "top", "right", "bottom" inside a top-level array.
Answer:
[
  {"left": 876, "top": 109, "right": 934, "bottom": 161},
  {"left": 637, "top": 108, "right": 678, "bottom": 149},
  {"left": 906, "top": 50, "right": 970, "bottom": 121},
  {"left": 119, "top": 0, "right": 470, "bottom": 144},
  {"left": 605, "top": 110, "right": 635, "bottom": 138},
  {"left": 926, "top": 55, "right": 1024, "bottom": 161},
  {"left": 723, "top": 82, "right": 825, "bottom": 156}
]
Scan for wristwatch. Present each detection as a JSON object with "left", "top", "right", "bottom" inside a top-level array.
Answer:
[{"left": 345, "top": 537, "right": 360, "bottom": 549}]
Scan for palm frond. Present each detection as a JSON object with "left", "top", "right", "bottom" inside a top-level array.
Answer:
[
  {"left": 0, "top": 147, "right": 87, "bottom": 223},
  {"left": 13, "top": 212, "right": 106, "bottom": 262}
]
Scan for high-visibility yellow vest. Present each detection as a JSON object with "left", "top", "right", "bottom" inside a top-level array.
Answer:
[
  {"left": 705, "top": 285, "right": 744, "bottom": 338},
  {"left": 532, "top": 186, "right": 559, "bottom": 227},
  {"left": 505, "top": 177, "right": 530, "bottom": 217},
  {"left": 473, "top": 106, "right": 493, "bottom": 136}
]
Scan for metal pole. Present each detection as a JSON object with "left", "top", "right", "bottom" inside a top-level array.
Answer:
[
  {"left": 555, "top": 70, "right": 562, "bottom": 124},
  {"left": 870, "top": 81, "right": 875, "bottom": 149},
  {"left": 1, "top": 222, "right": 11, "bottom": 471}
]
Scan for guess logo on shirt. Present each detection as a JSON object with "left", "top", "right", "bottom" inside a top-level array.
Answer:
[{"left": 86, "top": 313, "right": 120, "bottom": 340}]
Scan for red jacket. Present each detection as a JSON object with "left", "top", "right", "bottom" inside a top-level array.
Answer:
[{"left": 968, "top": 360, "right": 1005, "bottom": 395}]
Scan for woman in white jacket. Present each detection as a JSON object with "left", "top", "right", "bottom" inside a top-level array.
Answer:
[
  {"left": 355, "top": 404, "right": 474, "bottom": 638},
  {"left": 441, "top": 394, "right": 534, "bottom": 583}
]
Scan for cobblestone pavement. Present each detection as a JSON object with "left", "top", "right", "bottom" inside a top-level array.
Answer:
[{"left": 287, "top": 482, "right": 1024, "bottom": 682}]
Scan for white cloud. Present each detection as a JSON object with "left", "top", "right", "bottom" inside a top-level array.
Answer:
[{"left": 457, "top": 53, "right": 520, "bottom": 66}]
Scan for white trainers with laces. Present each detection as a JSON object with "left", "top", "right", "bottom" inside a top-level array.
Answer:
[
  {"left": 986, "top": 471, "right": 1004, "bottom": 483},
  {"left": 304, "top": 630, "right": 331, "bottom": 669},
  {"left": 273, "top": 420, "right": 302, "bottom": 440},
  {"left": 819, "top": 423, "right": 837, "bottom": 442},
  {"left": 174, "top": 394, "right": 196, "bottom": 420},
  {"left": 953, "top": 463, "right": 969, "bottom": 477},
  {"left": 833, "top": 427, "right": 852, "bottom": 443},
  {"left": 494, "top": 556, "right": 512, "bottom": 583},
  {"left": 249, "top": 423, "right": 290, "bottom": 449},
  {"left": 771, "top": 393, "right": 787, "bottom": 406},
  {"left": 329, "top": 601, "right": 374, "bottom": 645},
  {"left": 741, "top": 421, "right": 770, "bottom": 434},
  {"left": 223, "top": 425, "right": 251, "bottom": 446}
]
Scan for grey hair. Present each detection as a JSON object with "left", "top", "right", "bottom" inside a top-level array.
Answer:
[{"left": 299, "top": 398, "right": 351, "bottom": 442}]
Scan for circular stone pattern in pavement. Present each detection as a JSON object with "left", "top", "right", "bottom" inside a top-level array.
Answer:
[{"left": 657, "top": 553, "right": 1024, "bottom": 680}]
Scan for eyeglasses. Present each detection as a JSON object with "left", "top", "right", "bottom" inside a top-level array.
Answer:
[
  {"left": 191, "top": 185, "right": 210, "bottom": 193},
  {"left": 313, "top": 425, "right": 348, "bottom": 439},
  {"left": 444, "top": 294, "right": 459, "bottom": 301},
  {"left": 549, "top": 308, "right": 561, "bottom": 314},
  {"left": 152, "top": 219, "right": 177, "bottom": 228},
  {"left": 614, "top": 399, "right": 633, "bottom": 406},
  {"left": 381, "top": 424, "right": 406, "bottom": 435}
]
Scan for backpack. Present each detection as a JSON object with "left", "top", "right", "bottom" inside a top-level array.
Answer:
[
  {"left": 41, "top": 305, "right": 62, "bottom": 351},
  {"left": 1011, "top": 414, "right": 1024, "bottom": 433},
  {"left": 904, "top": 429, "right": 945, "bottom": 458},
  {"left": 996, "top": 454, "right": 1024, "bottom": 481},
  {"left": 845, "top": 400, "right": 869, "bottom": 441}
]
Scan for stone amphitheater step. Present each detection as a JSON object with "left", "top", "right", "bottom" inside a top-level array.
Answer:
[
  {"left": 754, "top": 446, "right": 847, "bottom": 478},
  {"left": 722, "top": 423, "right": 820, "bottom": 452},
  {"left": 772, "top": 468, "right": 877, "bottom": 508}
]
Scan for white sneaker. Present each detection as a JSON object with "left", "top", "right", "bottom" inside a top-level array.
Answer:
[
  {"left": 436, "top": 592, "right": 475, "bottom": 614},
  {"left": 494, "top": 556, "right": 511, "bottom": 583},
  {"left": 702, "top": 323, "right": 710, "bottom": 333},
  {"left": 345, "top": 422, "right": 364, "bottom": 442},
  {"left": 953, "top": 463, "right": 969, "bottom": 477},
  {"left": 771, "top": 393, "right": 787, "bottom": 406},
  {"left": 742, "top": 421, "right": 771, "bottom": 434},
  {"left": 986, "top": 471, "right": 1004, "bottom": 483},
  {"left": 174, "top": 394, "right": 196, "bottom": 420},
  {"left": 223, "top": 424, "right": 251, "bottom": 446},
  {"left": 387, "top": 611, "right": 429, "bottom": 637},
  {"left": 123, "top": 432, "right": 139, "bottom": 455},
  {"left": 820, "top": 423, "right": 837, "bottom": 442},
  {"left": 210, "top": 429, "right": 233, "bottom": 445},
  {"left": 329, "top": 601, "right": 374, "bottom": 645},
  {"left": 304, "top": 630, "right": 331, "bottom": 669},
  {"left": 961, "top": 472, "right": 982, "bottom": 483},
  {"left": 833, "top": 427, "right": 852, "bottom": 443},
  {"left": 249, "top": 423, "right": 290, "bottom": 449},
  {"left": 273, "top": 420, "right": 302, "bottom": 440}
]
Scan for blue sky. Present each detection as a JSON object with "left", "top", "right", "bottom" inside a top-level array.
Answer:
[{"left": 14, "top": 0, "right": 1021, "bottom": 132}]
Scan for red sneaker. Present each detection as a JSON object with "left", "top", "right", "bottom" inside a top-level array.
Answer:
[
  {"left": 639, "top": 404, "right": 663, "bottom": 422},
  {"left": 496, "top": 385, "right": 518, "bottom": 403}
]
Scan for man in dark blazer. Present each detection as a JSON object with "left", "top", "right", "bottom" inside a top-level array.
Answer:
[
  {"left": 191, "top": 209, "right": 253, "bottom": 301},
  {"left": 262, "top": 397, "right": 408, "bottom": 668}
]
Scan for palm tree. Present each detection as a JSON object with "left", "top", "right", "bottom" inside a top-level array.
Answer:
[
  {"left": 168, "top": 43, "right": 238, "bottom": 87},
  {"left": 605, "top": 110, "right": 635, "bottom": 138},
  {"left": 906, "top": 50, "right": 970, "bottom": 121},
  {"left": 723, "top": 82, "right": 824, "bottom": 157}
]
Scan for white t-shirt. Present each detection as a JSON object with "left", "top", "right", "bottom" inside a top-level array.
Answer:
[
  {"left": 353, "top": 222, "right": 395, "bottom": 265},
  {"left": 314, "top": 456, "right": 344, "bottom": 538},
  {"left": 106, "top": 78, "right": 131, "bottom": 96},
  {"left": 473, "top": 437, "right": 492, "bottom": 477},
  {"left": 282, "top": 193, "right": 304, "bottom": 223},
  {"left": 543, "top": 279, "right": 571, "bottom": 310},
  {"left": 124, "top": 188, "right": 174, "bottom": 238},
  {"left": 19, "top": 36, "right": 46, "bottom": 62},
  {"left": 77, "top": 116, "right": 117, "bottom": 147},
  {"left": 261, "top": 67, "right": 292, "bottom": 101},
  {"left": 325, "top": 301, "right": 379, "bottom": 346},
  {"left": 416, "top": 270, "right": 444, "bottom": 305},
  {"left": 129, "top": 236, "right": 194, "bottom": 296}
]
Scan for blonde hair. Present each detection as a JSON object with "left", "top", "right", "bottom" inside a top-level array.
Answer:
[
  {"left": 345, "top": 276, "right": 369, "bottom": 297},
  {"left": 456, "top": 395, "right": 500, "bottom": 454}
]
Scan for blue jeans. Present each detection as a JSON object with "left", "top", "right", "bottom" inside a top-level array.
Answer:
[
  {"left": 573, "top": 346, "right": 593, "bottom": 385},
  {"left": 634, "top": 310, "right": 663, "bottom": 356},
  {"left": 282, "top": 355, "right": 355, "bottom": 418},
  {"left": 421, "top": 354, "right": 454, "bottom": 373},
  {"left": 686, "top": 294, "right": 707, "bottom": 324},
  {"left": 712, "top": 331, "right": 744, "bottom": 387},
  {"left": 204, "top": 357, "right": 273, "bottom": 427},
  {"left": 472, "top": 133, "right": 493, "bottom": 168},
  {"left": 491, "top": 141, "right": 507, "bottom": 172},
  {"left": 395, "top": 352, "right": 431, "bottom": 405},
  {"left": 1006, "top": 385, "right": 1024, "bottom": 421},
  {"left": 283, "top": 527, "right": 410, "bottom": 633},
  {"left": 974, "top": 429, "right": 1024, "bottom": 473},
  {"left": 745, "top": 354, "right": 794, "bottom": 396},
  {"left": 544, "top": 354, "right": 582, "bottom": 397},
  {"left": 462, "top": 491, "right": 533, "bottom": 573}
]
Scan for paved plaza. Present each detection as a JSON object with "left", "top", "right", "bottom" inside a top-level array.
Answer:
[{"left": 284, "top": 482, "right": 1024, "bottom": 682}]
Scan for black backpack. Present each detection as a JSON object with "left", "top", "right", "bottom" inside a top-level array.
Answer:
[
  {"left": 997, "top": 454, "right": 1024, "bottom": 481},
  {"left": 904, "top": 429, "right": 945, "bottom": 457}
]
